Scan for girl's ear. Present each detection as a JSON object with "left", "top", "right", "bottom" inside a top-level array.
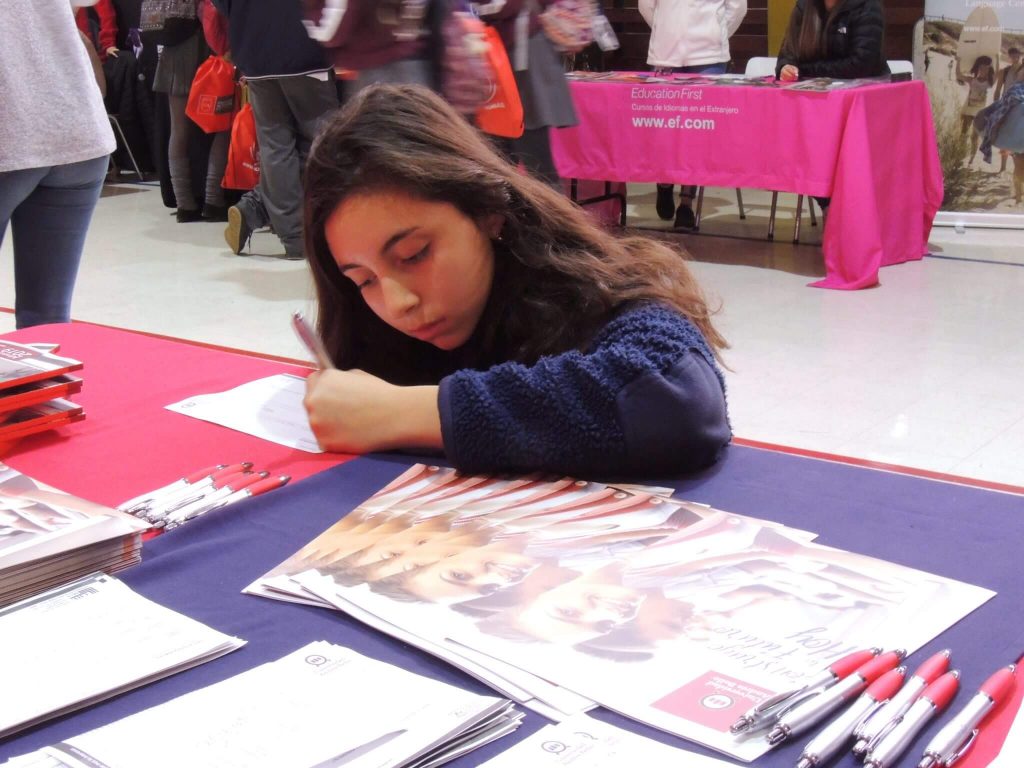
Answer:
[{"left": 481, "top": 213, "right": 506, "bottom": 240}]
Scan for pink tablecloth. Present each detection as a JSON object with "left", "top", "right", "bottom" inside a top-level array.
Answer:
[{"left": 550, "top": 78, "right": 944, "bottom": 290}]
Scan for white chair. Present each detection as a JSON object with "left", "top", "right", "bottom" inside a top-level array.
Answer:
[
  {"left": 745, "top": 56, "right": 778, "bottom": 77},
  {"left": 690, "top": 61, "right": 781, "bottom": 231},
  {"left": 730, "top": 57, "right": 820, "bottom": 241},
  {"left": 888, "top": 60, "right": 914, "bottom": 76}
]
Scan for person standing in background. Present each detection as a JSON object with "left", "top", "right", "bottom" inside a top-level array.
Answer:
[
  {"left": 74, "top": 0, "right": 119, "bottom": 60},
  {"left": 0, "top": 0, "right": 115, "bottom": 328},
  {"left": 302, "top": 0, "right": 438, "bottom": 94},
  {"left": 640, "top": 0, "right": 748, "bottom": 230},
  {"left": 214, "top": 0, "right": 339, "bottom": 260},
  {"left": 473, "top": 1, "right": 579, "bottom": 187}
]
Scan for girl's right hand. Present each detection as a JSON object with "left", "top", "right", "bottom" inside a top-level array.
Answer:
[{"left": 779, "top": 65, "right": 799, "bottom": 82}]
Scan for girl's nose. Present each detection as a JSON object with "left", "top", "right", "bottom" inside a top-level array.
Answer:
[{"left": 380, "top": 276, "right": 419, "bottom": 316}]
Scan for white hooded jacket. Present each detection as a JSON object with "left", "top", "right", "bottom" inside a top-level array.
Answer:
[{"left": 639, "top": 0, "right": 747, "bottom": 68}]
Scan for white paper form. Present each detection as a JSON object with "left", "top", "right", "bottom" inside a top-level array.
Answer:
[
  {"left": 165, "top": 373, "right": 322, "bottom": 453},
  {"left": 6, "top": 642, "right": 517, "bottom": 768},
  {"left": 479, "top": 714, "right": 739, "bottom": 768},
  {"left": 0, "top": 574, "right": 245, "bottom": 739}
]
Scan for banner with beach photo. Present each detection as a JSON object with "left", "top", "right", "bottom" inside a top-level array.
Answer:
[{"left": 918, "top": 0, "right": 1024, "bottom": 217}]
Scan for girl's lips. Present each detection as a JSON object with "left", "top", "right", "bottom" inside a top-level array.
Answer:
[{"left": 410, "top": 319, "right": 444, "bottom": 340}]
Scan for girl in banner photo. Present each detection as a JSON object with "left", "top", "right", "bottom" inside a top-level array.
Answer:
[
  {"left": 957, "top": 55, "right": 997, "bottom": 165},
  {"left": 300, "top": 84, "right": 731, "bottom": 480}
]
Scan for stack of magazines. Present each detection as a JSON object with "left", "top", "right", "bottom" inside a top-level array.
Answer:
[
  {"left": 0, "top": 463, "right": 148, "bottom": 608},
  {"left": 6, "top": 639, "right": 520, "bottom": 768},
  {"left": 0, "top": 341, "right": 85, "bottom": 442},
  {"left": 247, "top": 464, "right": 995, "bottom": 761}
]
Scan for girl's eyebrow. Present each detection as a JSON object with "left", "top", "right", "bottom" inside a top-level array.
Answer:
[{"left": 338, "top": 227, "right": 420, "bottom": 272}]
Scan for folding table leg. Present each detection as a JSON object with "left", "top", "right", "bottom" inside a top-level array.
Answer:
[
  {"left": 768, "top": 191, "right": 779, "bottom": 240},
  {"left": 793, "top": 194, "right": 805, "bottom": 243},
  {"left": 736, "top": 189, "right": 745, "bottom": 219},
  {"left": 694, "top": 186, "right": 705, "bottom": 232}
]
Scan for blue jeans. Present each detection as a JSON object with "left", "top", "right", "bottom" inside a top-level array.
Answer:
[
  {"left": 0, "top": 155, "right": 108, "bottom": 328},
  {"left": 655, "top": 62, "right": 729, "bottom": 204}
]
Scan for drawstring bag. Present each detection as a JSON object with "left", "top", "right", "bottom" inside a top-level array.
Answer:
[
  {"left": 186, "top": 56, "right": 235, "bottom": 133},
  {"left": 223, "top": 91, "right": 259, "bottom": 190},
  {"left": 538, "top": 0, "right": 597, "bottom": 53},
  {"left": 139, "top": 0, "right": 200, "bottom": 47},
  {"left": 475, "top": 26, "right": 524, "bottom": 138},
  {"left": 439, "top": 6, "right": 495, "bottom": 116}
]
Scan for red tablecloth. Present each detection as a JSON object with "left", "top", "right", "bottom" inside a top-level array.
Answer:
[
  {"left": 550, "top": 78, "right": 945, "bottom": 290},
  {"left": 0, "top": 323, "right": 351, "bottom": 507}
]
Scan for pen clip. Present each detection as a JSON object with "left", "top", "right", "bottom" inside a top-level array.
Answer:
[
  {"left": 944, "top": 728, "right": 978, "bottom": 768},
  {"left": 865, "top": 712, "right": 903, "bottom": 753}
]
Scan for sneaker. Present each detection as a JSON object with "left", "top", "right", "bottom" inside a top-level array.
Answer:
[
  {"left": 655, "top": 185, "right": 675, "bottom": 221},
  {"left": 224, "top": 205, "right": 253, "bottom": 254},
  {"left": 673, "top": 204, "right": 696, "bottom": 230}
]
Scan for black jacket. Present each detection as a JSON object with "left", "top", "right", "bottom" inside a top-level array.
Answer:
[
  {"left": 211, "top": 0, "right": 328, "bottom": 78},
  {"left": 776, "top": 0, "right": 889, "bottom": 79}
]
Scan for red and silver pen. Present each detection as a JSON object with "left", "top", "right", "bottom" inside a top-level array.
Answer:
[
  {"left": 164, "top": 475, "right": 290, "bottom": 530},
  {"left": 795, "top": 665, "right": 907, "bottom": 768},
  {"left": 118, "top": 464, "right": 225, "bottom": 512},
  {"left": 865, "top": 670, "right": 960, "bottom": 768},
  {"left": 731, "top": 648, "right": 882, "bottom": 734},
  {"left": 159, "top": 471, "right": 270, "bottom": 527},
  {"left": 766, "top": 649, "right": 906, "bottom": 745},
  {"left": 918, "top": 664, "right": 1017, "bottom": 768},
  {"left": 143, "top": 463, "right": 253, "bottom": 521},
  {"left": 852, "top": 649, "right": 953, "bottom": 756}
]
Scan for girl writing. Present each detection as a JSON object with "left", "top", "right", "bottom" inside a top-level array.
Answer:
[{"left": 301, "top": 85, "right": 731, "bottom": 479}]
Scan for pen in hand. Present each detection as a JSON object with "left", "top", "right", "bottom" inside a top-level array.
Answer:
[{"left": 291, "top": 311, "right": 333, "bottom": 370}]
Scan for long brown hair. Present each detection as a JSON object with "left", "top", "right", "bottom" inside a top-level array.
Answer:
[
  {"left": 304, "top": 84, "right": 726, "bottom": 385},
  {"left": 783, "top": 0, "right": 841, "bottom": 62}
]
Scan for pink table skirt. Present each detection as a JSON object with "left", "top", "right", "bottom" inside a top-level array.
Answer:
[{"left": 550, "top": 78, "right": 944, "bottom": 290}]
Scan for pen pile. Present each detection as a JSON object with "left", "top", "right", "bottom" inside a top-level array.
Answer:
[
  {"left": 735, "top": 646, "right": 1018, "bottom": 768},
  {"left": 118, "top": 462, "right": 290, "bottom": 531}
]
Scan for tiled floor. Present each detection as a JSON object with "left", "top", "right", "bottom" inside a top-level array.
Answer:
[{"left": 2, "top": 180, "right": 1023, "bottom": 488}]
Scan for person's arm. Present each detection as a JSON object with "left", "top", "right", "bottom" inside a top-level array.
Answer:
[
  {"left": 473, "top": 0, "right": 525, "bottom": 22},
  {"left": 94, "top": 0, "right": 118, "bottom": 58},
  {"left": 302, "top": 0, "right": 357, "bottom": 46},
  {"left": 795, "top": 0, "right": 885, "bottom": 79},
  {"left": 438, "top": 305, "right": 730, "bottom": 478},
  {"left": 304, "top": 369, "right": 443, "bottom": 454},
  {"left": 994, "top": 67, "right": 1007, "bottom": 100},
  {"left": 775, "top": 2, "right": 803, "bottom": 79},
  {"left": 724, "top": 0, "right": 747, "bottom": 39}
]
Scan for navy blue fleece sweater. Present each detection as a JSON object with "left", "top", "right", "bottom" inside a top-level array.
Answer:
[{"left": 437, "top": 304, "right": 730, "bottom": 478}]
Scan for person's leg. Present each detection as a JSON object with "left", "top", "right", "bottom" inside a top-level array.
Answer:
[
  {"left": 0, "top": 166, "right": 50, "bottom": 248},
  {"left": 284, "top": 72, "right": 339, "bottom": 172},
  {"left": 1013, "top": 154, "right": 1024, "bottom": 203},
  {"left": 509, "top": 127, "right": 560, "bottom": 187},
  {"left": 167, "top": 93, "right": 199, "bottom": 219},
  {"left": 202, "top": 130, "right": 230, "bottom": 220},
  {"left": 671, "top": 62, "right": 728, "bottom": 229},
  {"left": 244, "top": 75, "right": 334, "bottom": 259},
  {"left": 8, "top": 155, "right": 108, "bottom": 328},
  {"left": 226, "top": 78, "right": 288, "bottom": 255}
]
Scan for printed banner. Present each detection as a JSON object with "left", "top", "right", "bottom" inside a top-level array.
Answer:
[{"left": 919, "top": 1, "right": 1024, "bottom": 215}]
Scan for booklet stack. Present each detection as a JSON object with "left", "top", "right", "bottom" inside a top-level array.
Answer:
[
  {"left": 0, "top": 341, "right": 85, "bottom": 443},
  {"left": 0, "top": 463, "right": 149, "bottom": 608},
  {"left": 247, "top": 464, "right": 995, "bottom": 761},
  {"left": 6, "top": 640, "right": 520, "bottom": 768},
  {"left": 0, "top": 573, "right": 245, "bottom": 740}
]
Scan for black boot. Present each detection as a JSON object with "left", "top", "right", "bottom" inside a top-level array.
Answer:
[{"left": 656, "top": 185, "right": 675, "bottom": 221}]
